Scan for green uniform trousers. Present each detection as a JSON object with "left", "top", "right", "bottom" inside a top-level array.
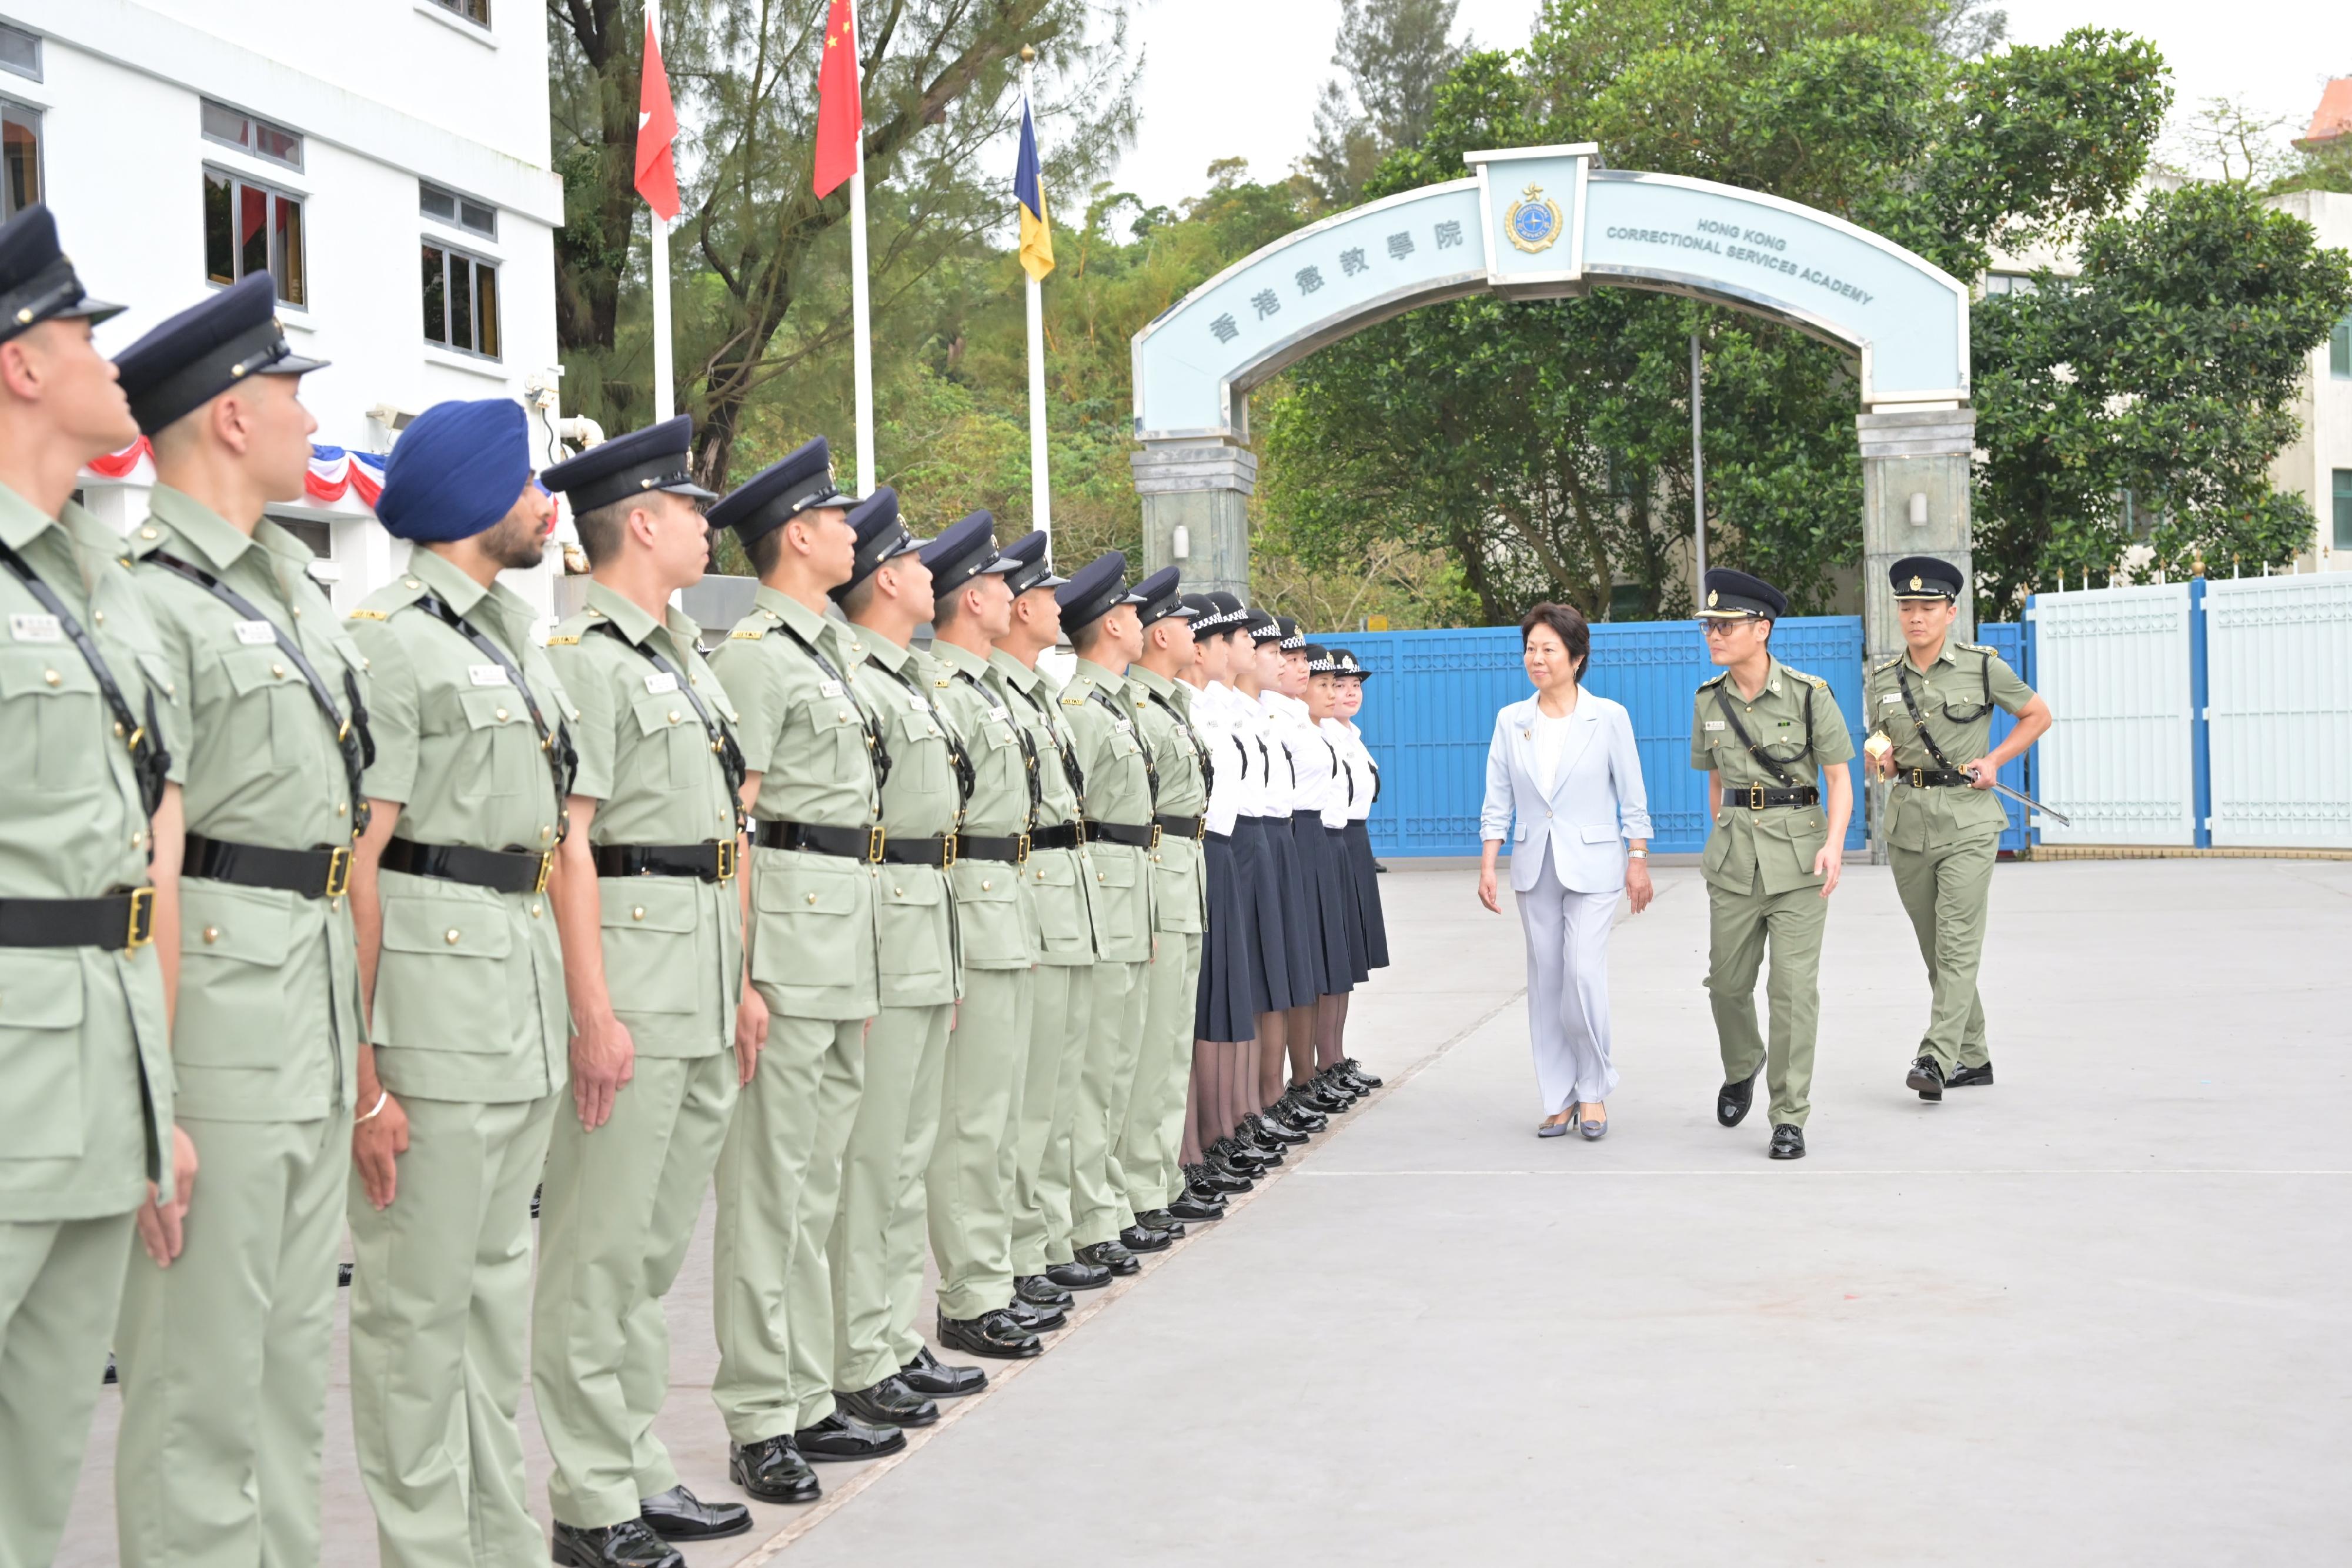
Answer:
[
  {"left": 1122, "top": 933, "right": 1202, "bottom": 1213},
  {"left": 0, "top": 1211, "right": 133, "bottom": 1568},
  {"left": 1012, "top": 963, "right": 1091, "bottom": 1275},
  {"left": 928, "top": 968, "right": 1034, "bottom": 1322},
  {"left": 828, "top": 1004, "right": 950, "bottom": 1392},
  {"left": 115, "top": 1111, "right": 351, "bottom": 1567},
  {"left": 1705, "top": 882, "right": 1829, "bottom": 1128},
  {"left": 711, "top": 1014, "right": 864, "bottom": 1442},
  {"left": 533, "top": 1053, "right": 737, "bottom": 1529},
  {"left": 348, "top": 1091, "right": 557, "bottom": 1568},
  {"left": 1890, "top": 835, "right": 1998, "bottom": 1072},
  {"left": 1071, "top": 958, "right": 1149, "bottom": 1250}
]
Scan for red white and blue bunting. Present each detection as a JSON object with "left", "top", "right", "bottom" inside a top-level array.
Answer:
[{"left": 83, "top": 439, "right": 388, "bottom": 510}]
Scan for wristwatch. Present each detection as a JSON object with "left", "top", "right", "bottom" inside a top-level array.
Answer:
[{"left": 1627, "top": 848, "right": 1648, "bottom": 859}]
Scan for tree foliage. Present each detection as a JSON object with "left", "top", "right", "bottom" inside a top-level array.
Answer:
[{"left": 1303, "top": 0, "right": 1466, "bottom": 205}]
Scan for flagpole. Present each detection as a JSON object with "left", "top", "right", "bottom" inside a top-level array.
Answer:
[
  {"left": 848, "top": 43, "right": 876, "bottom": 494},
  {"left": 648, "top": 1, "right": 673, "bottom": 422},
  {"left": 1021, "top": 48, "right": 1051, "bottom": 551}
]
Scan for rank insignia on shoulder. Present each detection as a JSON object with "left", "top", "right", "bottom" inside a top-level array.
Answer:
[
  {"left": 1060, "top": 696, "right": 1085, "bottom": 706},
  {"left": 348, "top": 609, "right": 387, "bottom": 621},
  {"left": 546, "top": 634, "right": 581, "bottom": 646},
  {"left": 730, "top": 628, "right": 764, "bottom": 640}
]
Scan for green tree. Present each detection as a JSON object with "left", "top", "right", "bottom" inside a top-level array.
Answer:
[{"left": 1304, "top": 0, "right": 1467, "bottom": 205}]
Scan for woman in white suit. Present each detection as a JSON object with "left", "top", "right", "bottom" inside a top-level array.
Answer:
[{"left": 1478, "top": 603, "right": 1653, "bottom": 1138}]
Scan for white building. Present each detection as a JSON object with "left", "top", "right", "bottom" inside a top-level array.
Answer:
[{"left": 2, "top": 0, "right": 571, "bottom": 615}]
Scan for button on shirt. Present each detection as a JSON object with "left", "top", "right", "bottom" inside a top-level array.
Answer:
[
  {"left": 135, "top": 487, "right": 368, "bottom": 1121},
  {"left": 1690, "top": 660, "right": 1855, "bottom": 897},
  {"left": 1865, "top": 640, "right": 2036, "bottom": 851}
]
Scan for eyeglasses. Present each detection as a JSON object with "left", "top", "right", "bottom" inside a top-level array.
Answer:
[{"left": 1699, "top": 620, "right": 1755, "bottom": 638}]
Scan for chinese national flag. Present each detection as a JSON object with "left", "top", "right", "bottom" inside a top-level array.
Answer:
[
  {"left": 634, "top": 14, "right": 680, "bottom": 221},
  {"left": 813, "top": 0, "right": 862, "bottom": 198}
]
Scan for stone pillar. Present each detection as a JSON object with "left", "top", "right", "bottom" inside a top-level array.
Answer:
[
  {"left": 1129, "top": 437, "right": 1257, "bottom": 599},
  {"left": 1857, "top": 407, "right": 1976, "bottom": 664}
]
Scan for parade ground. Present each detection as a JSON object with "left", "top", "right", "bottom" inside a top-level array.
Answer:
[{"left": 60, "top": 856, "right": 2350, "bottom": 1564}]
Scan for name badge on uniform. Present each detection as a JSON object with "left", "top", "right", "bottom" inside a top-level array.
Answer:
[
  {"left": 1112, "top": 718, "right": 1133, "bottom": 735},
  {"left": 907, "top": 692, "right": 931, "bottom": 713},
  {"left": 470, "top": 664, "right": 509, "bottom": 687},
  {"left": 1880, "top": 693, "right": 1903, "bottom": 704},
  {"left": 1703, "top": 720, "right": 1725, "bottom": 731},
  {"left": 818, "top": 678, "right": 844, "bottom": 698},
  {"left": 232, "top": 619, "right": 278, "bottom": 646},
  {"left": 988, "top": 704, "right": 1011, "bottom": 723},
  {"left": 7, "top": 613, "right": 61, "bottom": 643},
  {"left": 643, "top": 670, "right": 679, "bottom": 694}
]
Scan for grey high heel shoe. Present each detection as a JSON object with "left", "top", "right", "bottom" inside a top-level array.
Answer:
[
  {"left": 1579, "top": 1106, "right": 1608, "bottom": 1140},
  {"left": 1537, "top": 1104, "right": 1578, "bottom": 1138}
]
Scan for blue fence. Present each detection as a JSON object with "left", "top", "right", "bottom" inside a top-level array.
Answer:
[
  {"left": 1349, "top": 616, "right": 2033, "bottom": 858},
  {"left": 1975, "top": 621, "right": 2032, "bottom": 855}
]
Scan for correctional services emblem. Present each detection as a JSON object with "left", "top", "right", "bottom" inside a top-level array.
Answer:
[
  {"left": 1909, "top": 575, "right": 1922, "bottom": 590},
  {"left": 1505, "top": 183, "right": 1563, "bottom": 254},
  {"left": 1707, "top": 590, "right": 1719, "bottom": 607}
]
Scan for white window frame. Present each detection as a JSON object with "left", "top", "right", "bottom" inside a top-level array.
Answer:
[
  {"left": 420, "top": 180, "right": 497, "bottom": 240},
  {"left": 0, "top": 93, "right": 39, "bottom": 221},
  {"left": 203, "top": 163, "right": 309, "bottom": 310},
  {"left": 421, "top": 0, "right": 492, "bottom": 29},
  {"left": 420, "top": 237, "right": 502, "bottom": 361},
  {"left": 201, "top": 98, "right": 303, "bottom": 172},
  {"left": 0, "top": 20, "right": 41, "bottom": 82}
]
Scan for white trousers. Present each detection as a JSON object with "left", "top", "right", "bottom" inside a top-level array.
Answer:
[{"left": 1515, "top": 844, "right": 1621, "bottom": 1114}]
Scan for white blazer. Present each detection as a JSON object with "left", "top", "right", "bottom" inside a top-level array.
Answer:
[{"left": 1480, "top": 692, "right": 1653, "bottom": 894}]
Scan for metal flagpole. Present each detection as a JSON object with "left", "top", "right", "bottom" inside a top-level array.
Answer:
[
  {"left": 649, "top": 1, "right": 673, "bottom": 422},
  {"left": 1689, "top": 331, "right": 1705, "bottom": 587},
  {"left": 847, "top": 36, "right": 876, "bottom": 494},
  {"left": 1021, "top": 49, "right": 1051, "bottom": 551}
]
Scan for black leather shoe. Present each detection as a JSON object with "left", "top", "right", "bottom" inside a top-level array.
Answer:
[
  {"left": 729, "top": 1436, "right": 818, "bottom": 1504},
  {"left": 834, "top": 1376, "right": 938, "bottom": 1429},
  {"left": 1299, "top": 1079, "right": 1352, "bottom": 1112},
  {"left": 1271, "top": 1096, "right": 1328, "bottom": 1133},
  {"left": 1205, "top": 1146, "right": 1261, "bottom": 1185},
  {"left": 1718, "top": 1070, "right": 1759, "bottom": 1128},
  {"left": 1769, "top": 1124, "right": 1806, "bottom": 1161},
  {"left": 1947, "top": 1062, "right": 1994, "bottom": 1088},
  {"left": 1044, "top": 1258, "right": 1111, "bottom": 1292},
  {"left": 552, "top": 1518, "right": 683, "bottom": 1568},
  {"left": 1907, "top": 1055, "right": 1945, "bottom": 1102},
  {"left": 1167, "top": 1191, "right": 1225, "bottom": 1222},
  {"left": 1134, "top": 1209, "right": 1188, "bottom": 1239},
  {"left": 1005, "top": 1295, "right": 1067, "bottom": 1333},
  {"left": 939, "top": 1308, "right": 1043, "bottom": 1359},
  {"left": 1190, "top": 1159, "right": 1249, "bottom": 1195},
  {"left": 1120, "top": 1222, "right": 1175, "bottom": 1252},
  {"left": 898, "top": 1345, "right": 987, "bottom": 1397},
  {"left": 1315, "top": 1068, "right": 1364, "bottom": 1102},
  {"left": 1255, "top": 1108, "right": 1314, "bottom": 1143},
  {"left": 792, "top": 1411, "right": 907, "bottom": 1462},
  {"left": 639, "top": 1485, "right": 751, "bottom": 1542},
  {"left": 1015, "top": 1273, "right": 1073, "bottom": 1309},
  {"left": 1232, "top": 1125, "right": 1285, "bottom": 1162},
  {"left": 1074, "top": 1240, "right": 1140, "bottom": 1275},
  {"left": 1341, "top": 1058, "right": 1382, "bottom": 1088}
]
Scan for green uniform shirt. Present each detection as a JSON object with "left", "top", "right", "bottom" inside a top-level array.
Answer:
[
  {"left": 1059, "top": 659, "right": 1154, "bottom": 964},
  {"left": 989, "top": 649, "right": 1095, "bottom": 968},
  {"left": 131, "top": 487, "right": 368, "bottom": 1122},
  {"left": 546, "top": 580, "right": 744, "bottom": 1057},
  {"left": 930, "top": 640, "right": 1038, "bottom": 971},
  {"left": 1127, "top": 666, "right": 1207, "bottom": 936},
  {"left": 850, "top": 631, "right": 961, "bottom": 1007},
  {"left": 0, "top": 484, "right": 175, "bottom": 1220},
  {"left": 711, "top": 586, "right": 881, "bottom": 1021},
  {"left": 1691, "top": 658, "right": 1855, "bottom": 897},
  {"left": 348, "top": 548, "right": 571, "bottom": 1103},
  {"left": 1865, "top": 638, "right": 2035, "bottom": 852}
]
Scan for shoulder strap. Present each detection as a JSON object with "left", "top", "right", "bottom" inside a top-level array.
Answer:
[
  {"left": 1007, "top": 676, "right": 1085, "bottom": 801},
  {"left": 1895, "top": 662, "right": 1962, "bottom": 774},
  {"left": 1712, "top": 683, "right": 1802, "bottom": 788},
  {"left": 870, "top": 656, "right": 973, "bottom": 807},
  {"left": 413, "top": 590, "right": 579, "bottom": 813},
  {"left": 0, "top": 537, "right": 170, "bottom": 821},
  {"left": 1086, "top": 684, "right": 1159, "bottom": 807},
  {"left": 1142, "top": 685, "right": 1213, "bottom": 797},
  {"left": 590, "top": 621, "right": 746, "bottom": 833},
  {"left": 955, "top": 667, "right": 1041, "bottom": 830}
]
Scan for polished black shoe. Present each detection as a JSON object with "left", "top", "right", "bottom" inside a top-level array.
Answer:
[
  {"left": 1315, "top": 1067, "right": 1364, "bottom": 1102},
  {"left": 1255, "top": 1107, "right": 1314, "bottom": 1142},
  {"left": 1005, "top": 1295, "right": 1067, "bottom": 1333},
  {"left": 1341, "top": 1058, "right": 1382, "bottom": 1088},
  {"left": 1044, "top": 1258, "right": 1112, "bottom": 1292},
  {"left": 1189, "top": 1159, "right": 1249, "bottom": 1196},
  {"left": 552, "top": 1517, "right": 683, "bottom": 1568},
  {"left": 1947, "top": 1062, "right": 1994, "bottom": 1088},
  {"left": 1074, "top": 1240, "right": 1140, "bottom": 1275},
  {"left": 1167, "top": 1191, "right": 1225, "bottom": 1222},
  {"left": 938, "top": 1308, "right": 1044, "bottom": 1359},
  {"left": 1134, "top": 1209, "right": 1188, "bottom": 1239},
  {"left": 1290, "top": 1082, "right": 1348, "bottom": 1115},
  {"left": 834, "top": 1376, "right": 938, "bottom": 1429},
  {"left": 1232, "top": 1124, "right": 1286, "bottom": 1161},
  {"left": 1015, "top": 1273, "right": 1074, "bottom": 1309},
  {"left": 1119, "top": 1222, "right": 1175, "bottom": 1253},
  {"left": 792, "top": 1411, "right": 907, "bottom": 1462},
  {"left": 1907, "top": 1055, "right": 1945, "bottom": 1102},
  {"left": 1769, "top": 1124, "right": 1806, "bottom": 1161},
  {"left": 1273, "top": 1093, "right": 1331, "bottom": 1130},
  {"left": 1717, "top": 1070, "right": 1759, "bottom": 1128},
  {"left": 728, "top": 1436, "right": 818, "bottom": 1504},
  {"left": 898, "top": 1344, "right": 988, "bottom": 1397},
  {"left": 639, "top": 1485, "right": 751, "bottom": 1542},
  {"left": 1206, "top": 1145, "right": 1262, "bottom": 1184}
]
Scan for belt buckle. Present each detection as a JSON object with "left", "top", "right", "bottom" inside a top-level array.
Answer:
[
  {"left": 325, "top": 845, "right": 353, "bottom": 898},
  {"left": 1073, "top": 820, "right": 1087, "bottom": 847},
  {"left": 867, "top": 825, "right": 887, "bottom": 864},
  {"left": 1014, "top": 833, "right": 1030, "bottom": 867},
  {"left": 1909, "top": 767, "right": 1926, "bottom": 790},
  {"left": 1148, "top": 823, "right": 1163, "bottom": 850},
  {"left": 125, "top": 887, "right": 156, "bottom": 950},
  {"left": 1194, "top": 816, "right": 1207, "bottom": 841},
  {"left": 1746, "top": 783, "right": 1766, "bottom": 811},
  {"left": 533, "top": 852, "right": 553, "bottom": 895},
  {"left": 715, "top": 838, "right": 737, "bottom": 883},
  {"left": 940, "top": 833, "right": 957, "bottom": 871}
]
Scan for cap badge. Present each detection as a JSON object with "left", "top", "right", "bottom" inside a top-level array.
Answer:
[
  {"left": 1909, "top": 575, "right": 1922, "bottom": 591},
  {"left": 1505, "top": 183, "right": 1563, "bottom": 255},
  {"left": 1706, "top": 590, "right": 1718, "bottom": 608}
]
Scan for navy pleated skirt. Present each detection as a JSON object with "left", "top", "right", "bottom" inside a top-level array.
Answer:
[
  {"left": 1342, "top": 818, "right": 1390, "bottom": 971},
  {"left": 1291, "top": 810, "right": 1355, "bottom": 997},
  {"left": 1194, "top": 829, "right": 1258, "bottom": 1044},
  {"left": 1235, "top": 815, "right": 1308, "bottom": 1015},
  {"left": 1328, "top": 827, "right": 1371, "bottom": 985}
]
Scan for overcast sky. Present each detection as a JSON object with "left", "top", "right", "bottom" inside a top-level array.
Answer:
[{"left": 1102, "top": 0, "right": 2350, "bottom": 211}]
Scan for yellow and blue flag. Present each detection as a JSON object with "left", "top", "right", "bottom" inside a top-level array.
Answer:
[{"left": 1015, "top": 93, "right": 1054, "bottom": 282}]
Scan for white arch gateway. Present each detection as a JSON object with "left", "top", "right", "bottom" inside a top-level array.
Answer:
[{"left": 1127, "top": 145, "right": 1980, "bottom": 654}]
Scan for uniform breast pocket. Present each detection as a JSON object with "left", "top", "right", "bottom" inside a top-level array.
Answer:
[
  {"left": 0, "top": 951, "right": 86, "bottom": 1159},
  {"left": 798, "top": 696, "right": 868, "bottom": 780},
  {"left": 951, "top": 860, "right": 1030, "bottom": 967},
  {"left": 0, "top": 648, "right": 107, "bottom": 794},
  {"left": 600, "top": 875, "right": 703, "bottom": 1015},
  {"left": 631, "top": 691, "right": 705, "bottom": 790},
  {"left": 220, "top": 646, "right": 316, "bottom": 770},
  {"left": 893, "top": 710, "right": 948, "bottom": 796},
  {"left": 373, "top": 891, "right": 515, "bottom": 1051},
  {"left": 750, "top": 856, "right": 871, "bottom": 987},
  {"left": 454, "top": 687, "right": 535, "bottom": 800},
  {"left": 175, "top": 881, "right": 294, "bottom": 1067}
]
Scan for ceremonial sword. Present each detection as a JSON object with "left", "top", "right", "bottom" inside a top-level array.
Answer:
[{"left": 1863, "top": 734, "right": 2072, "bottom": 828}]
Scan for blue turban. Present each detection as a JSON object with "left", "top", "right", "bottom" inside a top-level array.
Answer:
[{"left": 376, "top": 399, "right": 532, "bottom": 543}]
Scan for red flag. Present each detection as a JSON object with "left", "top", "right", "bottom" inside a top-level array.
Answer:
[
  {"left": 813, "top": 0, "right": 862, "bottom": 198},
  {"left": 634, "top": 14, "right": 680, "bottom": 220}
]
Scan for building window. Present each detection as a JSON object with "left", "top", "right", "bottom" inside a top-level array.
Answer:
[
  {"left": 201, "top": 99, "right": 302, "bottom": 170},
  {"left": 269, "top": 515, "right": 332, "bottom": 559},
  {"left": 2331, "top": 311, "right": 2350, "bottom": 379},
  {"left": 425, "top": 0, "right": 492, "bottom": 25},
  {"left": 2334, "top": 470, "right": 2352, "bottom": 551},
  {"left": 1983, "top": 271, "right": 2038, "bottom": 297},
  {"left": 421, "top": 242, "right": 499, "bottom": 359},
  {"left": 1, "top": 99, "right": 37, "bottom": 219},
  {"left": 0, "top": 22, "right": 40, "bottom": 82},
  {"left": 204, "top": 169, "right": 306, "bottom": 307},
  {"left": 420, "top": 182, "right": 496, "bottom": 239}
]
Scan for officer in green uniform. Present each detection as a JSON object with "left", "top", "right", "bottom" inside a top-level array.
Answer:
[
  {"left": 1864, "top": 555, "right": 2051, "bottom": 1102},
  {"left": 985, "top": 534, "right": 1105, "bottom": 1308},
  {"left": 1119, "top": 569, "right": 1215, "bottom": 1229},
  {"left": 533, "top": 417, "right": 753, "bottom": 1568},
  {"left": 342, "top": 399, "right": 574, "bottom": 1568},
  {"left": 1691, "top": 568, "right": 1853, "bottom": 1161},
  {"left": 1053, "top": 553, "right": 1165, "bottom": 1276},
  {"left": 0, "top": 205, "right": 180, "bottom": 1568},
  {"left": 917, "top": 513, "right": 1065, "bottom": 1358},
  {"left": 110, "top": 274, "right": 366, "bottom": 1568},
  {"left": 704, "top": 440, "right": 896, "bottom": 1505}
]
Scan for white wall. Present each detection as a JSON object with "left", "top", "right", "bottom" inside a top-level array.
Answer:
[{"left": 2266, "top": 190, "right": 2352, "bottom": 576}]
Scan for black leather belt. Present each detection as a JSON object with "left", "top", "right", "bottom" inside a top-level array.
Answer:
[
  {"left": 1084, "top": 818, "right": 1157, "bottom": 850},
  {"left": 1027, "top": 821, "right": 1084, "bottom": 852},
  {"left": 1900, "top": 767, "right": 1972, "bottom": 788},
  {"left": 592, "top": 841, "right": 736, "bottom": 882},
  {"left": 1722, "top": 785, "right": 1822, "bottom": 810},
  {"left": 882, "top": 835, "right": 956, "bottom": 868},
  {"left": 380, "top": 837, "right": 550, "bottom": 896},
  {"left": 0, "top": 890, "right": 154, "bottom": 950},
  {"left": 186, "top": 834, "right": 352, "bottom": 898},
  {"left": 1153, "top": 812, "right": 1205, "bottom": 841},
  {"left": 957, "top": 831, "right": 1029, "bottom": 865},
  {"left": 755, "top": 818, "right": 885, "bottom": 863}
]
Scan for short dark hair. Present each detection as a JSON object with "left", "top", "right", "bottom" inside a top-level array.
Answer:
[
  {"left": 573, "top": 496, "right": 636, "bottom": 568},
  {"left": 744, "top": 523, "right": 783, "bottom": 579},
  {"left": 1519, "top": 601, "right": 1591, "bottom": 681},
  {"left": 1068, "top": 616, "right": 1107, "bottom": 656},
  {"left": 839, "top": 574, "right": 880, "bottom": 620}
]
